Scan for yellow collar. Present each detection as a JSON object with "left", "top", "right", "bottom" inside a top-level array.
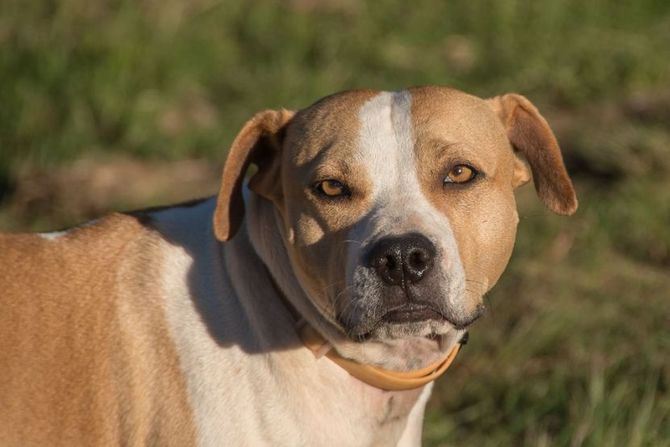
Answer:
[{"left": 298, "top": 323, "right": 461, "bottom": 391}]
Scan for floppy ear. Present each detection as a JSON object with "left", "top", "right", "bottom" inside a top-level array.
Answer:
[
  {"left": 213, "top": 109, "right": 294, "bottom": 241},
  {"left": 487, "top": 94, "right": 578, "bottom": 215}
]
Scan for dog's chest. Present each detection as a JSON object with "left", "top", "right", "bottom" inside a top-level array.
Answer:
[
  {"left": 163, "top": 273, "right": 425, "bottom": 446},
  {"left": 183, "top": 347, "right": 426, "bottom": 447},
  {"left": 259, "top": 353, "right": 427, "bottom": 446}
]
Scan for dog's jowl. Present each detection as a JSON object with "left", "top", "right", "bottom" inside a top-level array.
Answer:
[{"left": 0, "top": 86, "right": 576, "bottom": 446}]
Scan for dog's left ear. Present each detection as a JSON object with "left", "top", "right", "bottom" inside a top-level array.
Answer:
[
  {"left": 213, "top": 109, "right": 294, "bottom": 241},
  {"left": 487, "top": 94, "right": 578, "bottom": 215}
]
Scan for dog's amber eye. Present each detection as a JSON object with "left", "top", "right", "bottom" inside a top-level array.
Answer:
[
  {"left": 316, "top": 180, "right": 349, "bottom": 198},
  {"left": 444, "top": 164, "right": 477, "bottom": 185}
]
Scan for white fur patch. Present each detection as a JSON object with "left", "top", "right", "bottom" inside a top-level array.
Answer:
[
  {"left": 38, "top": 218, "right": 101, "bottom": 240},
  {"left": 355, "top": 91, "right": 452, "bottom": 235},
  {"left": 397, "top": 383, "right": 433, "bottom": 447},
  {"left": 355, "top": 91, "right": 415, "bottom": 203},
  {"left": 355, "top": 90, "right": 465, "bottom": 282},
  {"left": 151, "top": 199, "right": 250, "bottom": 446},
  {"left": 38, "top": 230, "right": 69, "bottom": 240},
  {"left": 343, "top": 91, "right": 469, "bottom": 341}
]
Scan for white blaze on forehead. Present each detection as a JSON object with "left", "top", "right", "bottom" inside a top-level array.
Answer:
[
  {"left": 352, "top": 90, "right": 467, "bottom": 311},
  {"left": 355, "top": 90, "right": 445, "bottom": 232},
  {"left": 356, "top": 90, "right": 416, "bottom": 202}
]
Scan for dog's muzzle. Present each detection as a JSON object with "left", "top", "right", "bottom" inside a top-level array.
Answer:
[
  {"left": 339, "top": 232, "right": 483, "bottom": 338},
  {"left": 364, "top": 233, "right": 447, "bottom": 324}
]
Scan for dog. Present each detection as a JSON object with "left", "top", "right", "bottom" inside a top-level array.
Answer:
[{"left": 0, "top": 86, "right": 577, "bottom": 446}]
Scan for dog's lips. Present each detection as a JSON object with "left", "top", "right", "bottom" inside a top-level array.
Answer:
[
  {"left": 382, "top": 303, "right": 446, "bottom": 324},
  {"left": 342, "top": 299, "right": 485, "bottom": 340}
]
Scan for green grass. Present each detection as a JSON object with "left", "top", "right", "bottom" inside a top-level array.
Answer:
[
  {"left": 2, "top": 0, "right": 669, "bottom": 173},
  {"left": 1, "top": 0, "right": 669, "bottom": 445}
]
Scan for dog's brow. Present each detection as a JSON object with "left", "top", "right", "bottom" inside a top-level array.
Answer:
[
  {"left": 311, "top": 159, "right": 354, "bottom": 178},
  {"left": 421, "top": 139, "right": 495, "bottom": 174}
]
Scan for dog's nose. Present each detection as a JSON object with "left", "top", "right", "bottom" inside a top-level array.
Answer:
[{"left": 366, "top": 234, "right": 435, "bottom": 286}]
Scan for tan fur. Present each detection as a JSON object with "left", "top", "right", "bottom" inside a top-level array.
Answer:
[
  {"left": 410, "top": 86, "right": 521, "bottom": 302},
  {"left": 278, "top": 90, "right": 380, "bottom": 316},
  {"left": 215, "top": 90, "right": 380, "bottom": 318},
  {"left": 0, "top": 215, "right": 196, "bottom": 446}
]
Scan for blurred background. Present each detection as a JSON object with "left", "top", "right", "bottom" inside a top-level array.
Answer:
[{"left": 1, "top": 0, "right": 668, "bottom": 445}]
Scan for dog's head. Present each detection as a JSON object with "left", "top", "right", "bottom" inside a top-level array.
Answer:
[{"left": 213, "top": 87, "right": 576, "bottom": 343}]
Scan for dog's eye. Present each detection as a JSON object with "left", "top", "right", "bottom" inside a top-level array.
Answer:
[
  {"left": 315, "top": 180, "right": 350, "bottom": 198},
  {"left": 443, "top": 164, "right": 477, "bottom": 185}
]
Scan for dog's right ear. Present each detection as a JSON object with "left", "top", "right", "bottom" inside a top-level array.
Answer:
[
  {"left": 487, "top": 94, "right": 578, "bottom": 216},
  {"left": 213, "top": 109, "right": 294, "bottom": 241}
]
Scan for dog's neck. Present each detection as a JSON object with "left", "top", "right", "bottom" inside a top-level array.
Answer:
[
  {"left": 258, "top": 245, "right": 463, "bottom": 391},
  {"left": 244, "top": 192, "right": 463, "bottom": 372}
]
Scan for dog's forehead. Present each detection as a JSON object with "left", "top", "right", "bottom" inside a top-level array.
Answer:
[
  {"left": 409, "top": 86, "right": 507, "bottom": 148},
  {"left": 286, "top": 87, "right": 506, "bottom": 167},
  {"left": 285, "top": 89, "right": 377, "bottom": 164}
]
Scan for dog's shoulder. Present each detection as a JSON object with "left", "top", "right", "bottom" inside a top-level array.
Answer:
[
  {"left": 0, "top": 210, "right": 199, "bottom": 446},
  {"left": 0, "top": 213, "right": 138, "bottom": 264},
  {"left": 0, "top": 213, "right": 160, "bottom": 308}
]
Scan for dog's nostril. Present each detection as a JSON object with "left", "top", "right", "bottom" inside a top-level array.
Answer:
[
  {"left": 372, "top": 255, "right": 393, "bottom": 270},
  {"left": 405, "top": 247, "right": 431, "bottom": 283},
  {"left": 408, "top": 250, "right": 428, "bottom": 270}
]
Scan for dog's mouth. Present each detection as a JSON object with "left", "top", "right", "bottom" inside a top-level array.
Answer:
[
  {"left": 382, "top": 302, "right": 445, "bottom": 324},
  {"left": 342, "top": 300, "right": 485, "bottom": 341}
]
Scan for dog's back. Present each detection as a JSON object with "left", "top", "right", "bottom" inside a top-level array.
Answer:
[{"left": 0, "top": 214, "right": 196, "bottom": 446}]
